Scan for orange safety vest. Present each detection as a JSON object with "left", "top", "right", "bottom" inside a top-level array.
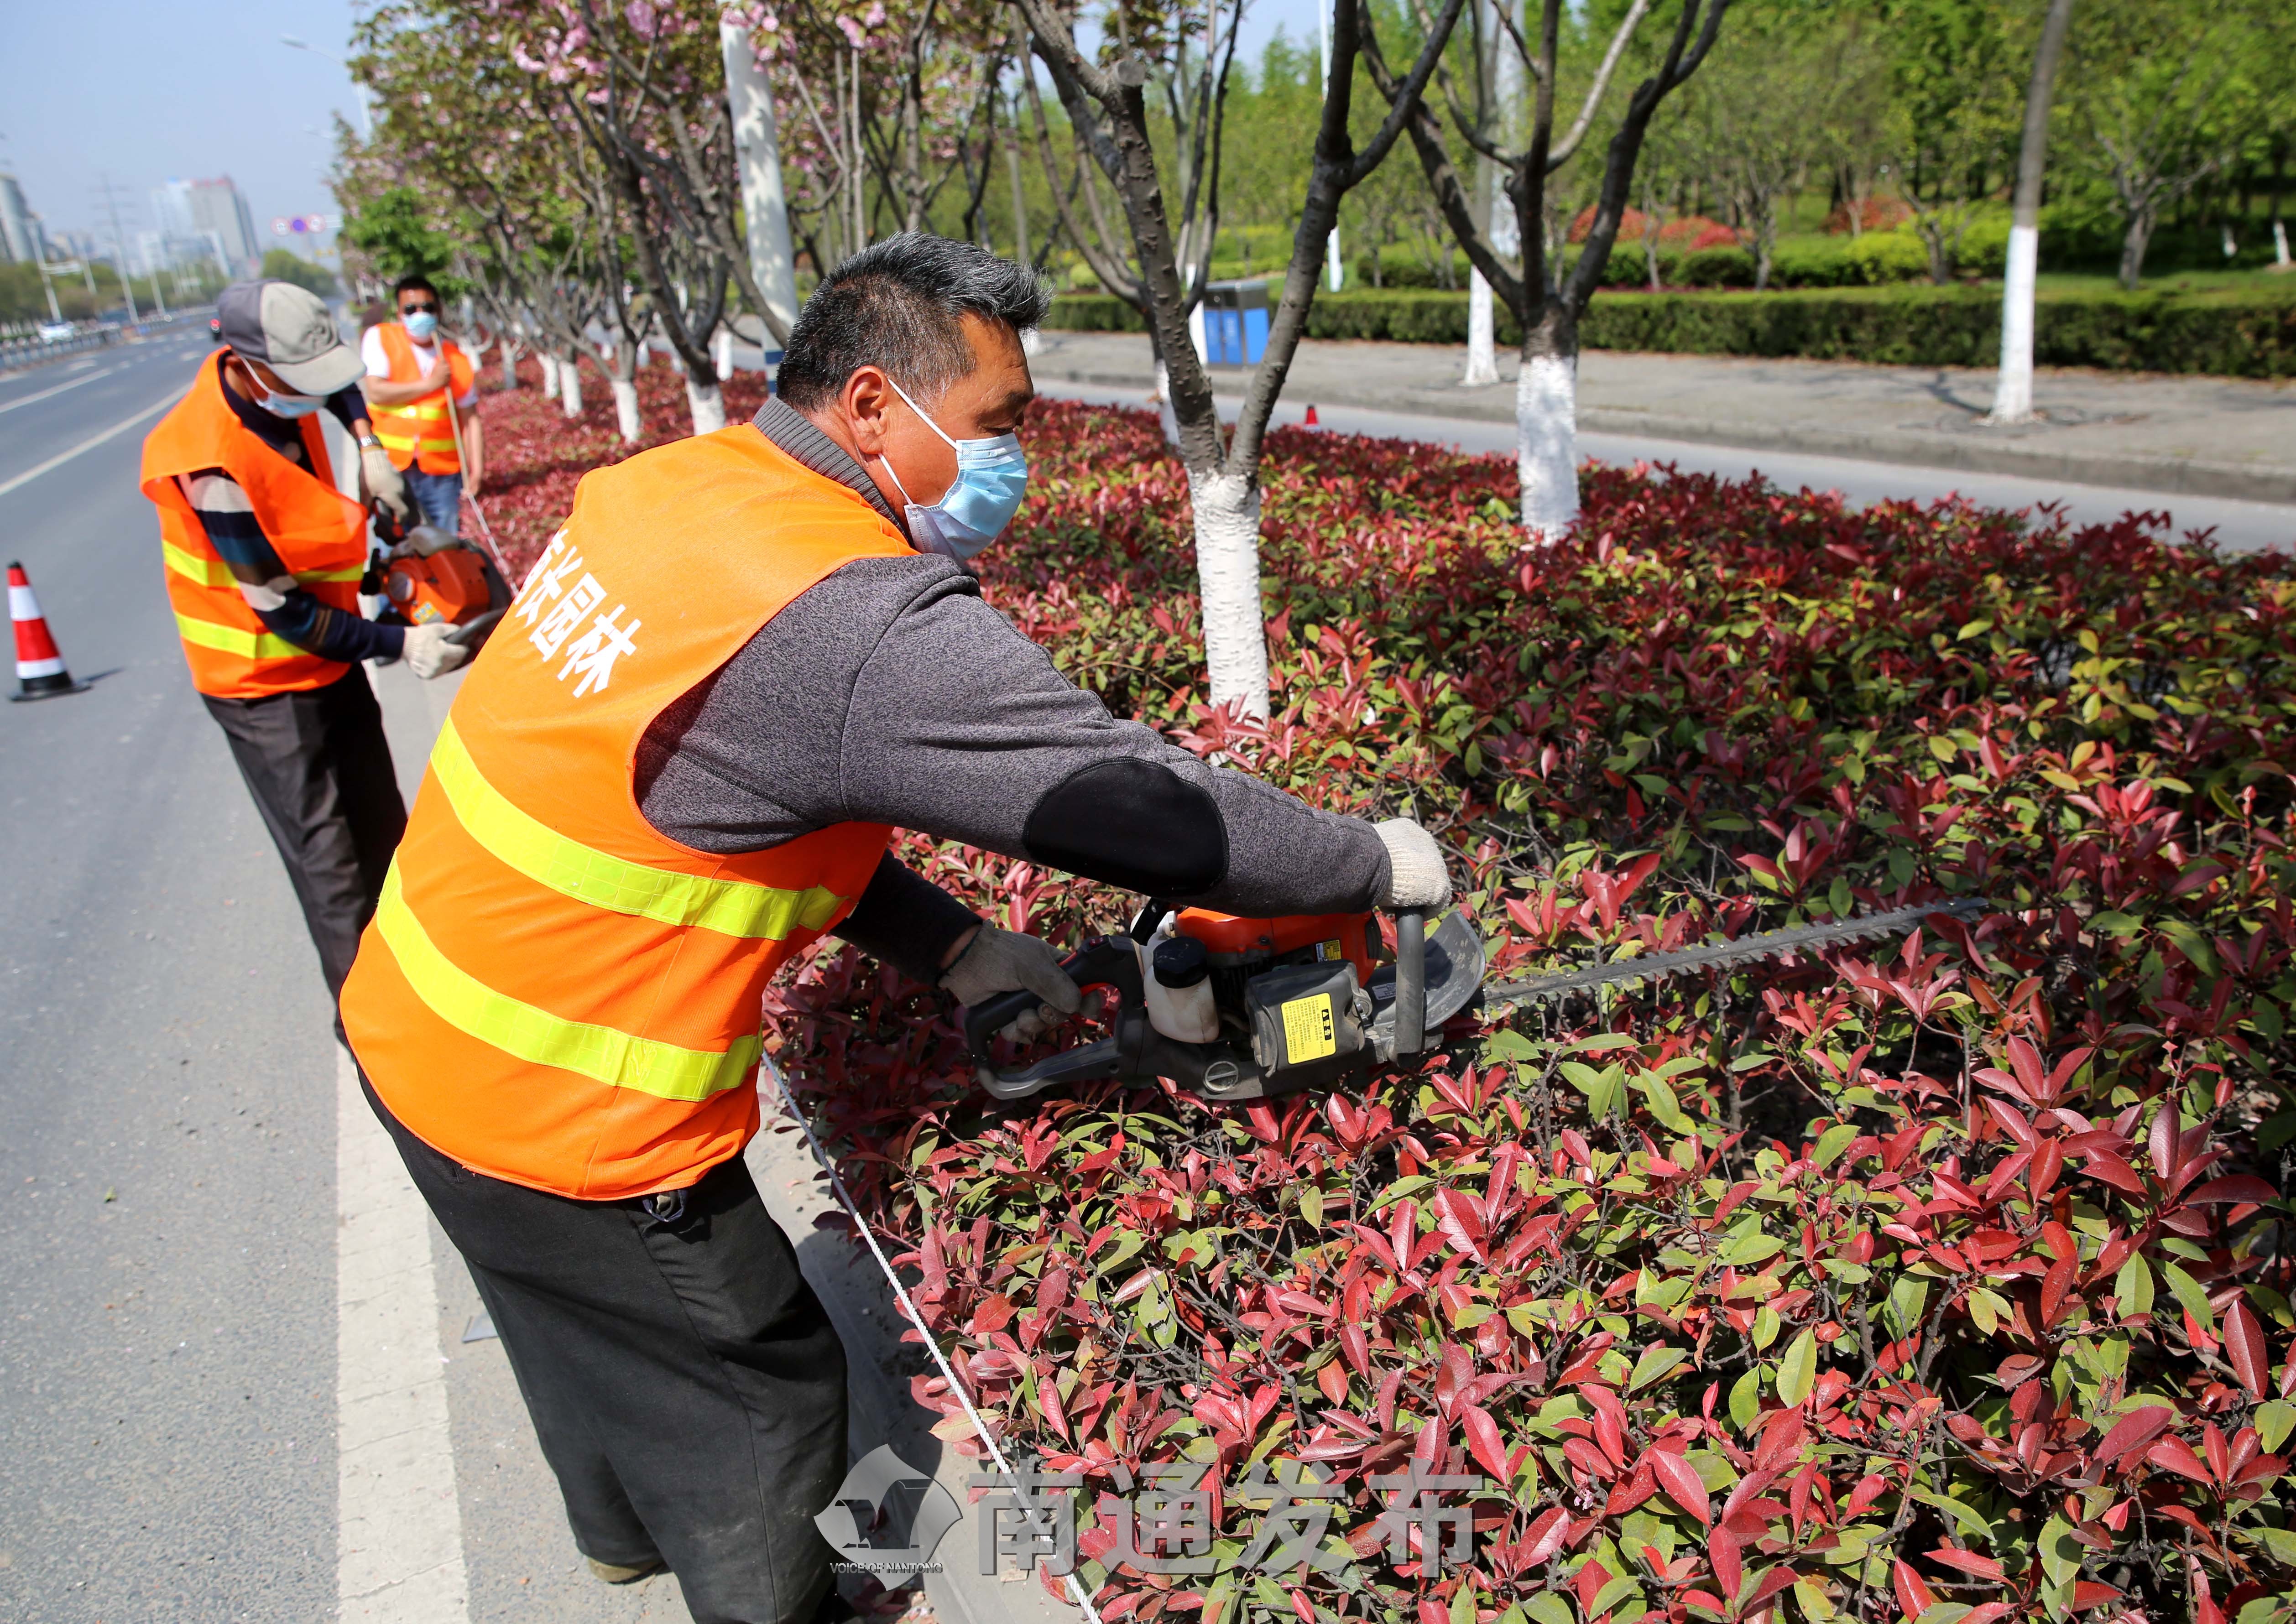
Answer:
[
  {"left": 340, "top": 426, "right": 911, "bottom": 1200},
  {"left": 140, "top": 351, "right": 369, "bottom": 699},
  {"left": 369, "top": 322, "right": 474, "bottom": 474}
]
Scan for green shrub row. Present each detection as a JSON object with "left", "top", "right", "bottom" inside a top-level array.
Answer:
[{"left": 1043, "top": 283, "right": 2296, "bottom": 376}]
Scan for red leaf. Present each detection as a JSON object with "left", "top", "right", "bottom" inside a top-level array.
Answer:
[
  {"left": 2224, "top": 1301, "right": 2268, "bottom": 1398},
  {"left": 1519, "top": 1506, "right": 1572, "bottom": 1567},
  {"left": 1928, "top": 1547, "right": 2005, "bottom": 1580},
  {"left": 1652, "top": 1448, "right": 1712, "bottom": 1525},
  {"left": 2146, "top": 1435, "right": 2211, "bottom": 1483},
  {"left": 1891, "top": 1559, "right": 1936, "bottom": 1621},
  {"left": 2095, "top": 1405, "right": 2175, "bottom": 1463},
  {"left": 1462, "top": 1404, "right": 1510, "bottom": 1483},
  {"left": 1709, "top": 1532, "right": 1742, "bottom": 1605},
  {"left": 2041, "top": 1256, "right": 2077, "bottom": 1327},
  {"left": 2185, "top": 1176, "right": 2278, "bottom": 1204},
  {"left": 2071, "top": 1583, "right": 2124, "bottom": 1612}
]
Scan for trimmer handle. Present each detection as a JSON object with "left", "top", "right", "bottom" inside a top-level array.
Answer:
[
  {"left": 1392, "top": 909, "right": 1426, "bottom": 1057},
  {"left": 963, "top": 935, "right": 1140, "bottom": 1069}
]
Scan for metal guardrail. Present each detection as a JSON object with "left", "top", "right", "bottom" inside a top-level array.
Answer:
[{"left": 0, "top": 323, "right": 124, "bottom": 370}]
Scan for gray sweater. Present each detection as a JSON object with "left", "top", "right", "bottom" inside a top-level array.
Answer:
[{"left": 629, "top": 399, "right": 1390, "bottom": 981}]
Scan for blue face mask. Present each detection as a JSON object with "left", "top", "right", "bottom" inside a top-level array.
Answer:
[
  {"left": 402, "top": 310, "right": 440, "bottom": 342},
  {"left": 239, "top": 361, "right": 325, "bottom": 419},
  {"left": 876, "top": 377, "right": 1028, "bottom": 561}
]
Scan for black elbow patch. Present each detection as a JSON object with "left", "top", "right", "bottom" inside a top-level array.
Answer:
[{"left": 1022, "top": 758, "right": 1228, "bottom": 897}]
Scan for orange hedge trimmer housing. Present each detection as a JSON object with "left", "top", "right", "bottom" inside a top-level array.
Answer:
[{"left": 383, "top": 545, "right": 495, "bottom": 626}]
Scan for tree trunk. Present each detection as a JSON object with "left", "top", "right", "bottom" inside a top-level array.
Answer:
[
  {"left": 558, "top": 355, "right": 584, "bottom": 418},
  {"left": 2118, "top": 207, "right": 2153, "bottom": 291},
  {"left": 1517, "top": 302, "right": 1579, "bottom": 541},
  {"left": 500, "top": 340, "right": 522, "bottom": 391},
  {"left": 539, "top": 353, "right": 560, "bottom": 400},
  {"left": 1464, "top": 271, "right": 1500, "bottom": 384},
  {"left": 1990, "top": 0, "right": 2074, "bottom": 424},
  {"left": 686, "top": 377, "right": 726, "bottom": 436},
  {"left": 1187, "top": 466, "right": 1268, "bottom": 714}
]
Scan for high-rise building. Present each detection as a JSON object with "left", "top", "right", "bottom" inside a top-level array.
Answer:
[
  {"left": 186, "top": 177, "right": 260, "bottom": 277},
  {"left": 0, "top": 172, "right": 40, "bottom": 264},
  {"left": 150, "top": 179, "right": 197, "bottom": 241}
]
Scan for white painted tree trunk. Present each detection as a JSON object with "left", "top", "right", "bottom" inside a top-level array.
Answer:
[
  {"left": 500, "top": 343, "right": 521, "bottom": 390},
  {"left": 1154, "top": 360, "right": 1180, "bottom": 448},
  {"left": 1463, "top": 273, "right": 1499, "bottom": 385},
  {"left": 1989, "top": 224, "right": 2041, "bottom": 423},
  {"left": 719, "top": 15, "right": 802, "bottom": 338},
  {"left": 539, "top": 353, "right": 560, "bottom": 400},
  {"left": 712, "top": 326, "right": 736, "bottom": 378},
  {"left": 611, "top": 377, "right": 642, "bottom": 444},
  {"left": 558, "top": 356, "right": 584, "bottom": 419},
  {"left": 1517, "top": 351, "right": 1579, "bottom": 542},
  {"left": 1186, "top": 466, "right": 1269, "bottom": 717},
  {"left": 687, "top": 377, "right": 727, "bottom": 436},
  {"left": 2275, "top": 219, "right": 2291, "bottom": 266}
]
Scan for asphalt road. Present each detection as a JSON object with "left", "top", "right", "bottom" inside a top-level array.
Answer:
[
  {"left": 0, "top": 330, "right": 701, "bottom": 1623},
  {"left": 1035, "top": 378, "right": 2296, "bottom": 555}
]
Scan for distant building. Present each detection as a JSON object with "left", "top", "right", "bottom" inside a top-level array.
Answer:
[
  {"left": 185, "top": 177, "right": 260, "bottom": 277},
  {"left": 151, "top": 180, "right": 197, "bottom": 241},
  {"left": 0, "top": 172, "right": 40, "bottom": 264}
]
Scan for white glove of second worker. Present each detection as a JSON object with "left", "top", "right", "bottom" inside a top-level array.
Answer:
[
  {"left": 402, "top": 620, "right": 472, "bottom": 681},
  {"left": 1376, "top": 817, "right": 1452, "bottom": 911},
  {"left": 361, "top": 444, "right": 411, "bottom": 524},
  {"left": 940, "top": 925, "right": 1085, "bottom": 1041}
]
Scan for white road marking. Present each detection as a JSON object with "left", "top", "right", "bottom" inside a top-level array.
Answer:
[
  {"left": 335, "top": 1047, "right": 470, "bottom": 1622},
  {"left": 0, "top": 394, "right": 175, "bottom": 499},
  {"left": 0, "top": 367, "right": 116, "bottom": 414}
]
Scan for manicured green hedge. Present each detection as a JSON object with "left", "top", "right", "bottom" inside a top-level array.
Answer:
[{"left": 1043, "top": 284, "right": 2296, "bottom": 376}]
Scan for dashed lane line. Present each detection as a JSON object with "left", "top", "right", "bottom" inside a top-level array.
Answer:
[
  {"left": 0, "top": 394, "right": 176, "bottom": 499},
  {"left": 335, "top": 1046, "right": 470, "bottom": 1622},
  {"left": 0, "top": 366, "right": 118, "bottom": 414}
]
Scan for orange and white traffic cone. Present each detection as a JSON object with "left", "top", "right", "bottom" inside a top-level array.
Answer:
[{"left": 10, "top": 562, "right": 89, "bottom": 702}]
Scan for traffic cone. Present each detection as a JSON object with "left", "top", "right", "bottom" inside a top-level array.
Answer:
[
  {"left": 1303, "top": 404, "right": 1320, "bottom": 427},
  {"left": 10, "top": 562, "right": 89, "bottom": 702}
]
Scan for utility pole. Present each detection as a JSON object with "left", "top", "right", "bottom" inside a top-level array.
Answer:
[{"left": 94, "top": 172, "right": 141, "bottom": 323}]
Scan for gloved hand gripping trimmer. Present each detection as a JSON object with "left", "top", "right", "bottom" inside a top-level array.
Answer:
[
  {"left": 963, "top": 895, "right": 1985, "bottom": 1104},
  {"left": 965, "top": 905, "right": 1488, "bottom": 1103}
]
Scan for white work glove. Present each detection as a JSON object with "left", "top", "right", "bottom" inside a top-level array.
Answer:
[
  {"left": 361, "top": 444, "right": 410, "bottom": 524},
  {"left": 940, "top": 926, "right": 1085, "bottom": 1041},
  {"left": 402, "top": 620, "right": 471, "bottom": 681},
  {"left": 1375, "top": 817, "right": 1452, "bottom": 911}
]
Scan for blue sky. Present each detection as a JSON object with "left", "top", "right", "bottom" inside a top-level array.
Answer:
[{"left": 0, "top": 0, "right": 1322, "bottom": 262}]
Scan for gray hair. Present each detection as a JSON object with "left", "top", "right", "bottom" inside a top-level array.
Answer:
[{"left": 776, "top": 233, "right": 1050, "bottom": 411}]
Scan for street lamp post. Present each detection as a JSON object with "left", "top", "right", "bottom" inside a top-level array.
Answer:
[{"left": 281, "top": 36, "right": 374, "bottom": 140}]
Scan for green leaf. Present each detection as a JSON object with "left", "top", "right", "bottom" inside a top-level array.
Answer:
[
  {"left": 1812, "top": 1124, "right": 1860, "bottom": 1169},
  {"left": 2113, "top": 1255, "right": 2155, "bottom": 1319},
  {"left": 1638, "top": 1073, "right": 1694, "bottom": 1132},
  {"left": 1753, "top": 1305, "right": 1782, "bottom": 1350},
  {"left": 1793, "top": 1577, "right": 1837, "bottom": 1621},
  {"left": 1451, "top": 1576, "right": 1479, "bottom": 1624},
  {"left": 1777, "top": 1328, "right": 1818, "bottom": 1406},
  {"left": 1883, "top": 1277, "right": 1929, "bottom": 1340},
  {"left": 1299, "top": 1186, "right": 1324, "bottom": 1227},
  {"left": 1729, "top": 1367, "right": 1762, "bottom": 1431},
  {"left": 1968, "top": 1287, "right": 2012, "bottom": 1336},
  {"left": 2161, "top": 1260, "right": 2217, "bottom": 1333},
  {"left": 1628, "top": 1345, "right": 1690, "bottom": 1392},
  {"left": 2087, "top": 911, "right": 2144, "bottom": 937},
  {"left": 1569, "top": 1033, "right": 1639, "bottom": 1054},
  {"left": 1485, "top": 1028, "right": 1541, "bottom": 1061},
  {"left": 2038, "top": 1514, "right": 2083, "bottom": 1586},
  {"left": 1524, "top": 1597, "right": 1574, "bottom": 1624},
  {"left": 2253, "top": 1399, "right": 2295, "bottom": 1454},
  {"left": 1589, "top": 1577, "right": 1643, "bottom": 1618},
  {"left": 1907, "top": 1485, "right": 1993, "bottom": 1541},
  {"left": 1725, "top": 1234, "right": 1787, "bottom": 1268}
]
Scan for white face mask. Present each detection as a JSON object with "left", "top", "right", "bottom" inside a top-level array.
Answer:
[{"left": 236, "top": 358, "right": 324, "bottom": 419}]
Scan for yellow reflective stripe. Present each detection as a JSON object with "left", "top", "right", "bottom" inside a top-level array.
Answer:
[
  {"left": 174, "top": 612, "right": 306, "bottom": 661},
  {"left": 375, "top": 865, "right": 755, "bottom": 1103},
  {"left": 430, "top": 717, "right": 847, "bottom": 941},
  {"left": 162, "top": 540, "right": 359, "bottom": 588}
]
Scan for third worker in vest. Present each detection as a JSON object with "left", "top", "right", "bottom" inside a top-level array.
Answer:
[
  {"left": 361, "top": 273, "right": 482, "bottom": 536},
  {"left": 339, "top": 234, "right": 1451, "bottom": 1624}
]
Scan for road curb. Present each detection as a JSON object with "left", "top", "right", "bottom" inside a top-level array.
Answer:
[
  {"left": 1033, "top": 363, "right": 2296, "bottom": 506},
  {"left": 746, "top": 1118, "right": 1078, "bottom": 1624}
]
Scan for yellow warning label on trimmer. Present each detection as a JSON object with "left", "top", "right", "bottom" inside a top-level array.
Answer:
[{"left": 1280, "top": 994, "right": 1338, "bottom": 1062}]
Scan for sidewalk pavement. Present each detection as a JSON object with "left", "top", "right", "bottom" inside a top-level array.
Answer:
[{"left": 1027, "top": 331, "right": 2296, "bottom": 505}]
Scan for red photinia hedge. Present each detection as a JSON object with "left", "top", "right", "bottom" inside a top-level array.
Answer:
[{"left": 491, "top": 382, "right": 2296, "bottom": 1624}]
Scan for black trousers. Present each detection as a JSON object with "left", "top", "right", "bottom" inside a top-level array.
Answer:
[
  {"left": 202, "top": 667, "right": 406, "bottom": 1005},
  {"left": 360, "top": 1075, "right": 851, "bottom": 1624}
]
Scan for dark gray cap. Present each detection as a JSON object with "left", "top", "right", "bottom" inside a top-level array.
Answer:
[{"left": 216, "top": 280, "right": 363, "bottom": 395}]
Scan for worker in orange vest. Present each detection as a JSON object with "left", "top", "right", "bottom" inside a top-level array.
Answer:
[
  {"left": 141, "top": 280, "right": 474, "bottom": 1011},
  {"left": 340, "top": 235, "right": 1451, "bottom": 1624},
  {"left": 361, "top": 273, "right": 483, "bottom": 536}
]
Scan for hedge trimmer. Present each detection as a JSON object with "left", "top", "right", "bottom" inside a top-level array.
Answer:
[{"left": 965, "top": 896, "right": 1986, "bottom": 1103}]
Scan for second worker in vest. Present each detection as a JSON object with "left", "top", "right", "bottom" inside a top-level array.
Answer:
[
  {"left": 339, "top": 234, "right": 1452, "bottom": 1624},
  {"left": 361, "top": 273, "right": 483, "bottom": 536}
]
